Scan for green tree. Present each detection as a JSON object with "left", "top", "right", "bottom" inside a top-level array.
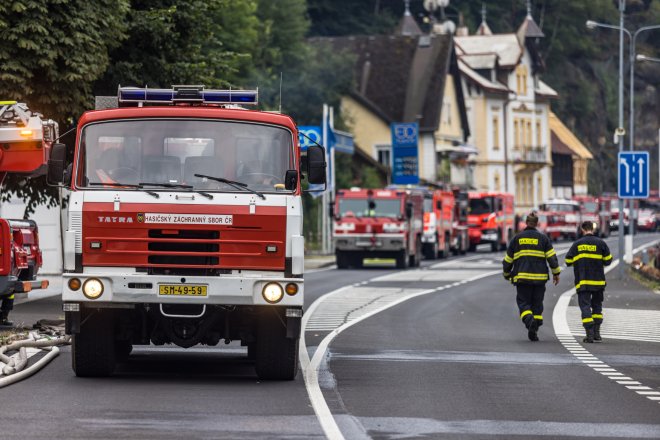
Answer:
[
  {"left": 95, "top": 0, "right": 259, "bottom": 93},
  {"left": 0, "top": 0, "right": 129, "bottom": 121}
]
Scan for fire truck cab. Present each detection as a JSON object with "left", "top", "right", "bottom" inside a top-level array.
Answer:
[
  {"left": 49, "top": 87, "right": 326, "bottom": 380},
  {"left": 540, "top": 199, "right": 581, "bottom": 240},
  {"left": 573, "top": 195, "right": 610, "bottom": 237},
  {"left": 0, "top": 102, "right": 55, "bottom": 319},
  {"left": 333, "top": 188, "right": 424, "bottom": 269},
  {"left": 467, "top": 192, "right": 515, "bottom": 252}
]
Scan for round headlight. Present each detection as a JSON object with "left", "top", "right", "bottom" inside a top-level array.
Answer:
[
  {"left": 262, "top": 282, "right": 284, "bottom": 304},
  {"left": 68, "top": 278, "right": 81, "bottom": 291},
  {"left": 82, "top": 278, "right": 104, "bottom": 299},
  {"left": 285, "top": 283, "right": 299, "bottom": 296}
]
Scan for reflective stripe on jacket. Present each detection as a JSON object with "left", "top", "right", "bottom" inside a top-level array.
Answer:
[
  {"left": 502, "top": 227, "right": 560, "bottom": 285},
  {"left": 565, "top": 234, "right": 612, "bottom": 292}
]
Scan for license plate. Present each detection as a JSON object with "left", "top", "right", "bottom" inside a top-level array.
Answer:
[{"left": 158, "top": 284, "right": 207, "bottom": 296}]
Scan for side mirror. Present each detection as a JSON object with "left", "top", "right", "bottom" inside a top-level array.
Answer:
[
  {"left": 328, "top": 199, "right": 335, "bottom": 218},
  {"left": 405, "top": 201, "right": 413, "bottom": 219},
  {"left": 47, "top": 143, "right": 67, "bottom": 185},
  {"left": 307, "top": 145, "right": 327, "bottom": 185},
  {"left": 284, "top": 170, "right": 298, "bottom": 190}
]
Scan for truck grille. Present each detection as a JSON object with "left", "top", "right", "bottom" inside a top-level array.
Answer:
[{"left": 147, "top": 229, "right": 219, "bottom": 267}]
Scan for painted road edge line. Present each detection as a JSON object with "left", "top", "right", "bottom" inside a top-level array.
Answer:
[
  {"left": 552, "top": 239, "right": 660, "bottom": 407},
  {"left": 300, "top": 268, "right": 500, "bottom": 440}
]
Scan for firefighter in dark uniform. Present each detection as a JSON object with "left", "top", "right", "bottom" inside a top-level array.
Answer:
[
  {"left": 565, "top": 221, "right": 612, "bottom": 343},
  {"left": 503, "top": 212, "right": 561, "bottom": 341},
  {"left": 1, "top": 294, "right": 14, "bottom": 327}
]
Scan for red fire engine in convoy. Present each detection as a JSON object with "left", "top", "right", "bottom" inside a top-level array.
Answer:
[
  {"left": 467, "top": 192, "right": 515, "bottom": 252},
  {"left": 0, "top": 102, "right": 55, "bottom": 326},
  {"left": 49, "top": 86, "right": 326, "bottom": 379},
  {"left": 573, "top": 195, "right": 611, "bottom": 237},
  {"left": 420, "top": 188, "right": 468, "bottom": 259},
  {"left": 333, "top": 188, "right": 424, "bottom": 269},
  {"left": 540, "top": 199, "right": 582, "bottom": 240}
]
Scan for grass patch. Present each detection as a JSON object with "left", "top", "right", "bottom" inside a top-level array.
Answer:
[
  {"left": 628, "top": 267, "right": 660, "bottom": 292},
  {"left": 0, "top": 329, "right": 29, "bottom": 346}
]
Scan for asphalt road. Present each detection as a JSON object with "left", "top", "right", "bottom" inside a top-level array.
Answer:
[{"left": 2, "top": 234, "right": 660, "bottom": 439}]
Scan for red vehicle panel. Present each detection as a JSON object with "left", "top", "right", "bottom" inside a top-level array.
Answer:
[{"left": 573, "top": 195, "right": 611, "bottom": 237}]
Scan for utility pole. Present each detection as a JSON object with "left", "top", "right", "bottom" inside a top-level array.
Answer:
[{"left": 617, "top": 0, "right": 625, "bottom": 277}]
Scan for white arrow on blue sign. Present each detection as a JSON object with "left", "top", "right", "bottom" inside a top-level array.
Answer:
[{"left": 618, "top": 151, "right": 649, "bottom": 199}]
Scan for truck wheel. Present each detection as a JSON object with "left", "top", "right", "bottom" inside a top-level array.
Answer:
[
  {"left": 72, "top": 309, "right": 116, "bottom": 377},
  {"left": 115, "top": 340, "right": 133, "bottom": 362},
  {"left": 336, "top": 251, "right": 349, "bottom": 269},
  {"left": 247, "top": 342, "right": 256, "bottom": 360},
  {"left": 255, "top": 310, "right": 299, "bottom": 380},
  {"left": 351, "top": 253, "right": 364, "bottom": 268},
  {"left": 423, "top": 241, "right": 438, "bottom": 260},
  {"left": 396, "top": 249, "right": 409, "bottom": 269},
  {"left": 469, "top": 243, "right": 477, "bottom": 252}
]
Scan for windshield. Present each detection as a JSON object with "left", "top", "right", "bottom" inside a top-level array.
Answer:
[
  {"left": 468, "top": 197, "right": 493, "bottom": 215},
  {"left": 423, "top": 198, "right": 433, "bottom": 213},
  {"left": 338, "top": 198, "right": 402, "bottom": 219},
  {"left": 543, "top": 203, "right": 578, "bottom": 212},
  {"left": 79, "top": 119, "right": 294, "bottom": 192},
  {"left": 582, "top": 202, "right": 598, "bottom": 212}
]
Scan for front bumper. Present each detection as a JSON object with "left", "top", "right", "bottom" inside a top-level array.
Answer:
[
  {"left": 334, "top": 233, "right": 406, "bottom": 252},
  {"left": 61, "top": 271, "right": 303, "bottom": 306},
  {"left": 1, "top": 275, "right": 49, "bottom": 297}
]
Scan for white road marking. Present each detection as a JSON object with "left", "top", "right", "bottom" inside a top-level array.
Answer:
[
  {"left": 552, "top": 239, "right": 660, "bottom": 406},
  {"left": 300, "top": 263, "right": 500, "bottom": 440}
]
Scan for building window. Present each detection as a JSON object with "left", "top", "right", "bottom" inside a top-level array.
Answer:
[
  {"left": 536, "top": 120, "right": 542, "bottom": 147},
  {"left": 492, "top": 115, "right": 500, "bottom": 150},
  {"left": 537, "top": 174, "right": 542, "bottom": 204},
  {"left": 375, "top": 145, "right": 391, "bottom": 168},
  {"left": 494, "top": 172, "right": 501, "bottom": 191},
  {"left": 513, "top": 119, "right": 520, "bottom": 150},
  {"left": 516, "top": 65, "right": 528, "bottom": 95},
  {"left": 526, "top": 120, "right": 532, "bottom": 148}
]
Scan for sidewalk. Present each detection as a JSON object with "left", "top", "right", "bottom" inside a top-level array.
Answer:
[{"left": 305, "top": 254, "right": 336, "bottom": 270}]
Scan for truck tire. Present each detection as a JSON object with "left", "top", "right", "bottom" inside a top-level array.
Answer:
[
  {"left": 255, "top": 310, "right": 298, "bottom": 380},
  {"left": 351, "top": 253, "right": 364, "bottom": 269},
  {"left": 423, "top": 241, "right": 438, "bottom": 260},
  {"left": 396, "top": 249, "right": 409, "bottom": 269},
  {"left": 72, "top": 309, "right": 116, "bottom": 377},
  {"left": 336, "top": 251, "right": 349, "bottom": 269}
]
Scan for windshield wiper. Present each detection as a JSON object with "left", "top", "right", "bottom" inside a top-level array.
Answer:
[
  {"left": 194, "top": 174, "right": 265, "bottom": 200},
  {"left": 138, "top": 182, "right": 213, "bottom": 200},
  {"left": 88, "top": 182, "right": 159, "bottom": 198}
]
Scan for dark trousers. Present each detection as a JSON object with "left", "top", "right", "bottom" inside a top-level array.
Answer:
[
  {"left": 516, "top": 283, "right": 545, "bottom": 328},
  {"left": 577, "top": 289, "right": 604, "bottom": 329},
  {"left": 0, "top": 294, "right": 14, "bottom": 317}
]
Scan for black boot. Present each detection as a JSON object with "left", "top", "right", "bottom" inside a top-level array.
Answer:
[
  {"left": 527, "top": 318, "right": 539, "bottom": 342},
  {"left": 593, "top": 323, "right": 602, "bottom": 342},
  {"left": 0, "top": 311, "right": 13, "bottom": 327},
  {"left": 583, "top": 325, "right": 594, "bottom": 343}
]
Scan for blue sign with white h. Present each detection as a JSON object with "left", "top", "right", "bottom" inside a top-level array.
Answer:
[
  {"left": 618, "top": 151, "right": 649, "bottom": 198},
  {"left": 391, "top": 122, "right": 419, "bottom": 185}
]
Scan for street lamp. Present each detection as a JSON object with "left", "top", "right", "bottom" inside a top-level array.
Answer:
[
  {"left": 636, "top": 54, "right": 660, "bottom": 63},
  {"left": 586, "top": 13, "right": 660, "bottom": 272}
]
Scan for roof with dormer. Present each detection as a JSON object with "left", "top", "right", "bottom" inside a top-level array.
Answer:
[{"left": 454, "top": 34, "right": 522, "bottom": 68}]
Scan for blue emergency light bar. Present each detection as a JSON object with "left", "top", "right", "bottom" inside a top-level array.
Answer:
[{"left": 117, "top": 86, "right": 258, "bottom": 106}]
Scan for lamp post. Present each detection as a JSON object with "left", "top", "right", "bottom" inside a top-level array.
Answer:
[{"left": 586, "top": 9, "right": 660, "bottom": 275}]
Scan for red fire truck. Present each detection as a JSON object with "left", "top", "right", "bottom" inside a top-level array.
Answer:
[
  {"left": 573, "top": 195, "right": 611, "bottom": 237},
  {"left": 421, "top": 188, "right": 468, "bottom": 259},
  {"left": 467, "top": 192, "right": 515, "bottom": 252},
  {"left": 49, "top": 86, "right": 326, "bottom": 379},
  {"left": 540, "top": 199, "right": 582, "bottom": 240},
  {"left": 0, "top": 102, "right": 54, "bottom": 326},
  {"left": 333, "top": 188, "right": 424, "bottom": 269}
]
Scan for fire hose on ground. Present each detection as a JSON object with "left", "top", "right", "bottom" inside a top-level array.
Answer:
[{"left": 0, "top": 320, "right": 70, "bottom": 388}]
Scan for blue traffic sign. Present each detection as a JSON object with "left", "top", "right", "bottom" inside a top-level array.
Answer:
[
  {"left": 391, "top": 122, "right": 419, "bottom": 185},
  {"left": 618, "top": 151, "right": 649, "bottom": 198},
  {"left": 298, "top": 126, "right": 322, "bottom": 151}
]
